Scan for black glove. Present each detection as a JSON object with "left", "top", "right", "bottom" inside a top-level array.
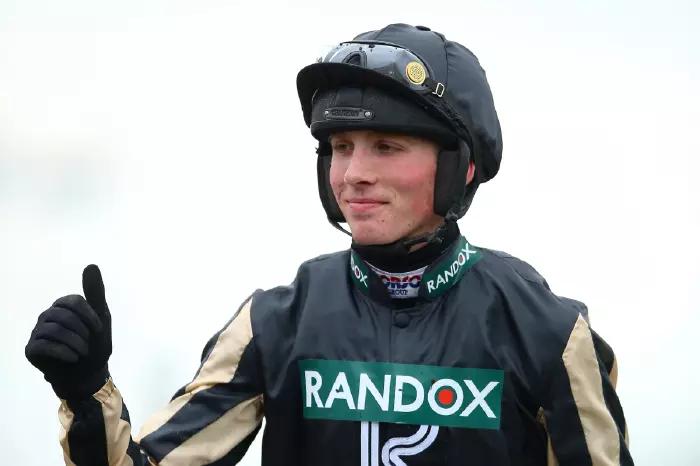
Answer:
[{"left": 25, "top": 264, "right": 112, "bottom": 400}]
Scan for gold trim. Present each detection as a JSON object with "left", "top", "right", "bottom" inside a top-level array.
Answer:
[
  {"left": 159, "top": 395, "right": 263, "bottom": 465},
  {"left": 563, "top": 314, "right": 620, "bottom": 466},
  {"left": 92, "top": 377, "right": 117, "bottom": 403},
  {"left": 546, "top": 434, "right": 559, "bottom": 466},
  {"left": 101, "top": 385, "right": 135, "bottom": 466},
  {"left": 58, "top": 401, "right": 78, "bottom": 466},
  {"left": 537, "top": 407, "right": 559, "bottom": 466},
  {"left": 609, "top": 357, "right": 619, "bottom": 389},
  {"left": 135, "top": 299, "right": 255, "bottom": 442}
]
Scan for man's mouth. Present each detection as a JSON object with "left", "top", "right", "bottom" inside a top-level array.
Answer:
[{"left": 346, "top": 198, "right": 387, "bottom": 213}]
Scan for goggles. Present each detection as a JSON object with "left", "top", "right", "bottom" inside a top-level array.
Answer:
[{"left": 318, "top": 41, "right": 446, "bottom": 97}]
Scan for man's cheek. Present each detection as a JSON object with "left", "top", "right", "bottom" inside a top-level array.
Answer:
[
  {"left": 328, "top": 170, "right": 344, "bottom": 200},
  {"left": 396, "top": 174, "right": 434, "bottom": 208},
  {"left": 408, "top": 184, "right": 435, "bottom": 216}
]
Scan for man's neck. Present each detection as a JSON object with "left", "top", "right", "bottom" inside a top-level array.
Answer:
[{"left": 352, "top": 221, "right": 460, "bottom": 273}]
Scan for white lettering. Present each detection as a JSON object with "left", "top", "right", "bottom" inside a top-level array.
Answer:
[
  {"left": 443, "top": 268, "right": 454, "bottom": 282},
  {"left": 394, "top": 375, "right": 425, "bottom": 413},
  {"left": 436, "top": 275, "right": 446, "bottom": 287},
  {"left": 351, "top": 256, "right": 369, "bottom": 287},
  {"left": 324, "top": 372, "right": 356, "bottom": 410},
  {"left": 427, "top": 379, "right": 464, "bottom": 416},
  {"left": 305, "top": 370, "right": 323, "bottom": 408},
  {"left": 464, "top": 245, "right": 476, "bottom": 260},
  {"left": 460, "top": 380, "right": 499, "bottom": 418},
  {"left": 358, "top": 373, "right": 391, "bottom": 411},
  {"left": 428, "top": 244, "right": 480, "bottom": 294}
]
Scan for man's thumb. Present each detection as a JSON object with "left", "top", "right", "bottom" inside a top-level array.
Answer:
[{"left": 82, "top": 264, "right": 108, "bottom": 318}]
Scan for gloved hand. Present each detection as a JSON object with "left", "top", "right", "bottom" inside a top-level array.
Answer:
[{"left": 25, "top": 264, "right": 112, "bottom": 400}]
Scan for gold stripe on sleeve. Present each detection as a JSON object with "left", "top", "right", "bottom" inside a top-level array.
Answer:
[
  {"left": 562, "top": 314, "right": 620, "bottom": 466},
  {"left": 537, "top": 407, "right": 559, "bottom": 466},
  {"left": 159, "top": 395, "right": 264, "bottom": 465},
  {"left": 546, "top": 434, "right": 559, "bottom": 466},
  {"left": 135, "top": 298, "right": 255, "bottom": 443},
  {"left": 91, "top": 379, "right": 135, "bottom": 466},
  {"left": 609, "top": 358, "right": 619, "bottom": 389},
  {"left": 58, "top": 401, "right": 78, "bottom": 466}
]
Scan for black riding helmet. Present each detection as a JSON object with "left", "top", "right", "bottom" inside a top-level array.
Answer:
[{"left": 297, "top": 24, "right": 502, "bottom": 241}]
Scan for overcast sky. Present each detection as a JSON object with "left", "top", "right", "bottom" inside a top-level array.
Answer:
[{"left": 1, "top": 1, "right": 698, "bottom": 464}]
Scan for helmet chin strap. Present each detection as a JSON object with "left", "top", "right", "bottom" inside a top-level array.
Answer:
[{"left": 338, "top": 219, "right": 452, "bottom": 256}]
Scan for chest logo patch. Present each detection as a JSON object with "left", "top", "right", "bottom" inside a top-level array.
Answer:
[{"left": 299, "top": 359, "right": 504, "bottom": 430}]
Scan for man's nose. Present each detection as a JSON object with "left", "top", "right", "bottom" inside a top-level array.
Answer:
[{"left": 343, "top": 146, "right": 378, "bottom": 185}]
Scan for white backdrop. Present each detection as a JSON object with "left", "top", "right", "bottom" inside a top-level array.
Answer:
[{"left": 1, "top": 1, "right": 698, "bottom": 464}]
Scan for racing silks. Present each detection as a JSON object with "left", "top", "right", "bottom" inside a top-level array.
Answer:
[{"left": 56, "top": 236, "right": 633, "bottom": 465}]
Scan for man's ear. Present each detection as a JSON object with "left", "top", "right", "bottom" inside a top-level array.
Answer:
[{"left": 466, "top": 160, "right": 476, "bottom": 185}]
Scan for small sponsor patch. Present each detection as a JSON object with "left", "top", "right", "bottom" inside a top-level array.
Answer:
[
  {"left": 367, "top": 265, "right": 426, "bottom": 299},
  {"left": 323, "top": 106, "right": 374, "bottom": 120}
]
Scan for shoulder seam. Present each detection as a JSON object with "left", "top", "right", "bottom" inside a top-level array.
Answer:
[
  {"left": 301, "top": 250, "right": 349, "bottom": 266},
  {"left": 481, "top": 248, "right": 550, "bottom": 289}
]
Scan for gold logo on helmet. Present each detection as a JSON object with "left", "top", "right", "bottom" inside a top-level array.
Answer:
[{"left": 405, "top": 61, "right": 426, "bottom": 85}]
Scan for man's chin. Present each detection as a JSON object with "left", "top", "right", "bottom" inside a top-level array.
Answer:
[
  {"left": 347, "top": 216, "right": 445, "bottom": 248},
  {"left": 347, "top": 224, "right": 402, "bottom": 246}
]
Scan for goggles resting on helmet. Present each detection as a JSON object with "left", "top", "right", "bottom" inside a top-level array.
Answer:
[{"left": 318, "top": 41, "right": 446, "bottom": 98}]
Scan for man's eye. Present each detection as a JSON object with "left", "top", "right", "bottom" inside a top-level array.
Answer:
[
  {"left": 377, "top": 143, "right": 399, "bottom": 153},
  {"left": 332, "top": 143, "right": 351, "bottom": 152}
]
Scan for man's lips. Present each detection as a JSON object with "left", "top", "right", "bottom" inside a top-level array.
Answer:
[{"left": 345, "top": 198, "right": 388, "bottom": 213}]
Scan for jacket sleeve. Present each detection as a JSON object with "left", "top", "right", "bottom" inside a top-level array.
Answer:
[
  {"left": 542, "top": 313, "right": 634, "bottom": 466},
  {"left": 57, "top": 295, "right": 264, "bottom": 466}
]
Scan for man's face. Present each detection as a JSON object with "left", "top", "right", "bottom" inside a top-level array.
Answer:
[{"left": 329, "top": 129, "right": 444, "bottom": 246}]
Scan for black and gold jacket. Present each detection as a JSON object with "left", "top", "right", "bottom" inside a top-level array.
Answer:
[{"left": 58, "top": 236, "right": 633, "bottom": 465}]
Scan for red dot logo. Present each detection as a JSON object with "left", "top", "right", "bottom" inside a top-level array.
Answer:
[{"left": 437, "top": 388, "right": 455, "bottom": 406}]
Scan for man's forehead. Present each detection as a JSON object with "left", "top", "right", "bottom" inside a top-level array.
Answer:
[{"left": 329, "top": 129, "right": 429, "bottom": 144}]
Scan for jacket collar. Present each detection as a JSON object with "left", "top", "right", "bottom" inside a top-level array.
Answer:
[{"left": 349, "top": 235, "right": 482, "bottom": 303}]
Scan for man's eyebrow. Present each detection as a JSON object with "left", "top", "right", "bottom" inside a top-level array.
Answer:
[{"left": 377, "top": 134, "right": 411, "bottom": 144}]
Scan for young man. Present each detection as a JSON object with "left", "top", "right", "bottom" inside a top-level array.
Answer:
[{"left": 25, "top": 24, "right": 633, "bottom": 465}]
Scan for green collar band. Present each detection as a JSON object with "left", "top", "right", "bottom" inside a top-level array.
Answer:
[
  {"left": 349, "top": 236, "right": 482, "bottom": 300},
  {"left": 349, "top": 250, "right": 371, "bottom": 290},
  {"left": 420, "top": 236, "right": 482, "bottom": 298}
]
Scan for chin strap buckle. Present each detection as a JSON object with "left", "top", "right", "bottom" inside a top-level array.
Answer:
[
  {"left": 432, "top": 82, "right": 445, "bottom": 97},
  {"left": 401, "top": 221, "right": 449, "bottom": 250},
  {"left": 424, "top": 77, "right": 446, "bottom": 98}
]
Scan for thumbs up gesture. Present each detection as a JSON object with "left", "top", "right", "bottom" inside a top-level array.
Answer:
[{"left": 25, "top": 265, "right": 113, "bottom": 399}]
